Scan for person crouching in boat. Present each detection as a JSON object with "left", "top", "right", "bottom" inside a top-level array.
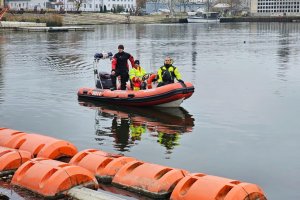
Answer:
[
  {"left": 129, "top": 60, "right": 147, "bottom": 91},
  {"left": 157, "top": 56, "right": 184, "bottom": 87},
  {"left": 111, "top": 44, "right": 135, "bottom": 90}
]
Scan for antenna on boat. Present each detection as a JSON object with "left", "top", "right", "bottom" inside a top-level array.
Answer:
[{"left": 93, "top": 52, "right": 113, "bottom": 89}]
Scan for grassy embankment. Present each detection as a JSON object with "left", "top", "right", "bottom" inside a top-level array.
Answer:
[
  {"left": 2, "top": 12, "right": 187, "bottom": 26},
  {"left": 2, "top": 13, "right": 63, "bottom": 26}
]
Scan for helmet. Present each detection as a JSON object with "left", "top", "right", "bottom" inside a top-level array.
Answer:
[
  {"left": 118, "top": 44, "right": 124, "bottom": 50},
  {"left": 134, "top": 60, "right": 140, "bottom": 65}
]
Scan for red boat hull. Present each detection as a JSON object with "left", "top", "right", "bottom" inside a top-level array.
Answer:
[{"left": 78, "top": 82, "right": 194, "bottom": 107}]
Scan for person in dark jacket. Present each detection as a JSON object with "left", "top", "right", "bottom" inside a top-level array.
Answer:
[
  {"left": 157, "top": 56, "right": 184, "bottom": 87},
  {"left": 111, "top": 44, "right": 135, "bottom": 90}
]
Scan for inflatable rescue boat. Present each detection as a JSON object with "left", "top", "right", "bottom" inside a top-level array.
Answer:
[
  {"left": 78, "top": 82, "right": 194, "bottom": 107},
  {"left": 77, "top": 52, "right": 194, "bottom": 107}
]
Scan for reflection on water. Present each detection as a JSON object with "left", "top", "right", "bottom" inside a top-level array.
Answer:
[
  {"left": 277, "top": 37, "right": 290, "bottom": 81},
  {"left": 252, "top": 22, "right": 300, "bottom": 34},
  {"left": 80, "top": 101, "right": 194, "bottom": 154},
  {"left": 247, "top": 23, "right": 299, "bottom": 89},
  {"left": 252, "top": 23, "right": 297, "bottom": 82},
  {"left": 0, "top": 180, "right": 43, "bottom": 200}
]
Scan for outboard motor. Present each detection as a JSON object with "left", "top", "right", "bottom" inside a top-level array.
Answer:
[
  {"left": 93, "top": 52, "right": 113, "bottom": 89},
  {"left": 96, "top": 72, "right": 113, "bottom": 89}
]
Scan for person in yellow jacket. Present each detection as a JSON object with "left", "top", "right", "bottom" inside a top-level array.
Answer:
[
  {"left": 129, "top": 60, "right": 147, "bottom": 91},
  {"left": 157, "top": 56, "right": 184, "bottom": 87}
]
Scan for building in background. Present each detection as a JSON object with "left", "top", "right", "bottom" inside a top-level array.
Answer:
[
  {"left": 251, "top": 0, "right": 300, "bottom": 16},
  {"left": 7, "top": 0, "right": 46, "bottom": 10},
  {"left": 6, "top": 0, "right": 136, "bottom": 12}
]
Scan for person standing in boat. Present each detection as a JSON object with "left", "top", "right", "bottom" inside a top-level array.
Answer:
[
  {"left": 157, "top": 56, "right": 184, "bottom": 87},
  {"left": 111, "top": 44, "right": 135, "bottom": 90},
  {"left": 129, "top": 60, "right": 147, "bottom": 91}
]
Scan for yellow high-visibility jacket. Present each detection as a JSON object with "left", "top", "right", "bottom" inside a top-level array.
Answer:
[
  {"left": 129, "top": 66, "right": 147, "bottom": 82},
  {"left": 157, "top": 65, "right": 182, "bottom": 83}
]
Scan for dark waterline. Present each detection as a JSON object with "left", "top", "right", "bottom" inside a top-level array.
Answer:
[{"left": 1, "top": 23, "right": 300, "bottom": 199}]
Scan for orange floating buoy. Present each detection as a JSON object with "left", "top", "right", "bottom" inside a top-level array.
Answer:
[
  {"left": 112, "top": 160, "right": 188, "bottom": 199},
  {"left": 6, "top": 133, "right": 78, "bottom": 159},
  {"left": 69, "top": 149, "right": 136, "bottom": 183},
  {"left": 0, "top": 146, "right": 32, "bottom": 177},
  {"left": 11, "top": 158, "right": 98, "bottom": 198},
  {"left": 170, "top": 173, "right": 267, "bottom": 200},
  {"left": 0, "top": 128, "right": 27, "bottom": 147}
]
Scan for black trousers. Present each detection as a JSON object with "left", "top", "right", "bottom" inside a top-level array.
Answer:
[{"left": 111, "top": 70, "right": 129, "bottom": 90}]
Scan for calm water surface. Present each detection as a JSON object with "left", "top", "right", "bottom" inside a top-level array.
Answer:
[{"left": 0, "top": 23, "right": 300, "bottom": 199}]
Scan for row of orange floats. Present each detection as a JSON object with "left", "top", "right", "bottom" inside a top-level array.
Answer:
[{"left": 0, "top": 127, "right": 267, "bottom": 199}]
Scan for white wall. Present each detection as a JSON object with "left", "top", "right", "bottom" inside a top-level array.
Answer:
[
  {"left": 7, "top": 0, "right": 136, "bottom": 11},
  {"left": 75, "top": 0, "right": 136, "bottom": 12},
  {"left": 8, "top": 1, "right": 29, "bottom": 9}
]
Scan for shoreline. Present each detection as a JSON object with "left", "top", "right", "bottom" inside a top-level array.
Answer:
[
  {"left": 2, "top": 12, "right": 300, "bottom": 28},
  {"left": 1, "top": 12, "right": 186, "bottom": 26}
]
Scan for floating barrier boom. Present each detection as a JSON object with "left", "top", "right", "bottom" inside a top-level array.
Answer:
[{"left": 0, "top": 127, "right": 267, "bottom": 199}]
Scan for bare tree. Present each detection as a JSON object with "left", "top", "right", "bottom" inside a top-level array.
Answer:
[
  {"left": 136, "top": 0, "right": 146, "bottom": 15},
  {"left": 74, "top": 0, "right": 83, "bottom": 12},
  {"left": 152, "top": 0, "right": 161, "bottom": 12},
  {"left": 164, "top": 0, "right": 174, "bottom": 16},
  {"left": 230, "top": 0, "right": 242, "bottom": 9},
  {"left": 179, "top": 0, "right": 189, "bottom": 12}
]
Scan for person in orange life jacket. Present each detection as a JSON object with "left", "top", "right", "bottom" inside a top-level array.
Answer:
[
  {"left": 129, "top": 60, "right": 147, "bottom": 91},
  {"left": 157, "top": 56, "right": 184, "bottom": 87},
  {"left": 111, "top": 44, "right": 135, "bottom": 90}
]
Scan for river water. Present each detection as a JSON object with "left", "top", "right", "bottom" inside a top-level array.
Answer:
[{"left": 0, "top": 22, "right": 300, "bottom": 199}]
